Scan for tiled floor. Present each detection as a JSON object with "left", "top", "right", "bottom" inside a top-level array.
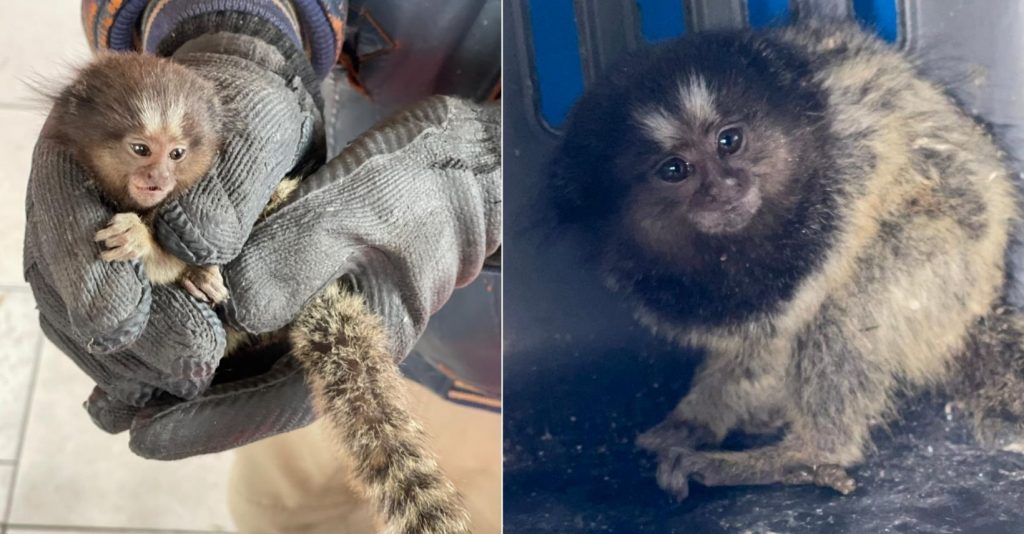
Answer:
[{"left": 0, "top": 2, "right": 235, "bottom": 533}]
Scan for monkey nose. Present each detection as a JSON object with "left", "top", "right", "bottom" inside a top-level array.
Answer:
[
  {"left": 703, "top": 177, "right": 746, "bottom": 204},
  {"left": 145, "top": 170, "right": 172, "bottom": 186}
]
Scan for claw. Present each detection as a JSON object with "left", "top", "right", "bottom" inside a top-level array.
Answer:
[{"left": 814, "top": 464, "right": 856, "bottom": 495}]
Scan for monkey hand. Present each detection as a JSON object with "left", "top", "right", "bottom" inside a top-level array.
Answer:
[{"left": 94, "top": 213, "right": 152, "bottom": 263}]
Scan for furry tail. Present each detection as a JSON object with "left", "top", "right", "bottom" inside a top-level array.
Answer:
[
  {"left": 955, "top": 303, "right": 1024, "bottom": 453},
  {"left": 290, "top": 282, "right": 471, "bottom": 533}
]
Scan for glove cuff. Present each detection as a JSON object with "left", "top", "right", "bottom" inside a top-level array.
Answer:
[
  {"left": 154, "top": 11, "right": 325, "bottom": 110},
  {"left": 81, "top": 0, "right": 346, "bottom": 79}
]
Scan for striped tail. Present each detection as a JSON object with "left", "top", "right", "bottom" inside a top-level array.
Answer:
[{"left": 290, "top": 282, "right": 471, "bottom": 534}]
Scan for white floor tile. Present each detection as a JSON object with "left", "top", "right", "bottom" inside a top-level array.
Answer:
[
  {"left": 6, "top": 524, "right": 219, "bottom": 528},
  {"left": 0, "top": 109, "right": 45, "bottom": 287},
  {"left": 0, "top": 291, "right": 42, "bottom": 460},
  {"left": 0, "top": 0, "right": 90, "bottom": 107},
  {"left": 1, "top": 462, "right": 13, "bottom": 521},
  {"left": 6, "top": 530, "right": 221, "bottom": 534},
  {"left": 7, "top": 341, "right": 235, "bottom": 532}
]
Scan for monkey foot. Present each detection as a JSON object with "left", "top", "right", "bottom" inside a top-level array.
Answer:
[
  {"left": 782, "top": 463, "right": 857, "bottom": 494},
  {"left": 974, "top": 415, "right": 1024, "bottom": 453},
  {"left": 637, "top": 418, "right": 718, "bottom": 454},
  {"left": 655, "top": 447, "right": 857, "bottom": 500},
  {"left": 181, "top": 265, "right": 228, "bottom": 304}
]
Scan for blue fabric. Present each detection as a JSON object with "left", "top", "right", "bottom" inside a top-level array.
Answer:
[{"left": 143, "top": 0, "right": 302, "bottom": 56}]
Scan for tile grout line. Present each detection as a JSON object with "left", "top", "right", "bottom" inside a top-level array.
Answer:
[{"left": 2, "top": 332, "right": 45, "bottom": 526}]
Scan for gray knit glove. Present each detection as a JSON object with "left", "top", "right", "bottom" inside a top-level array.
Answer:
[
  {"left": 227, "top": 96, "right": 501, "bottom": 355},
  {"left": 105, "top": 96, "right": 499, "bottom": 459},
  {"left": 24, "top": 33, "right": 320, "bottom": 406},
  {"left": 27, "top": 92, "right": 500, "bottom": 459}
]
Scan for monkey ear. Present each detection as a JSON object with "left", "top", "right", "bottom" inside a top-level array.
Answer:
[{"left": 546, "top": 89, "right": 625, "bottom": 230}]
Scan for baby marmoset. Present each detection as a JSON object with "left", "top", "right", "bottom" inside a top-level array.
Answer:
[
  {"left": 44, "top": 53, "right": 469, "bottom": 533},
  {"left": 548, "top": 20, "right": 1024, "bottom": 499},
  {"left": 47, "top": 53, "right": 228, "bottom": 303}
]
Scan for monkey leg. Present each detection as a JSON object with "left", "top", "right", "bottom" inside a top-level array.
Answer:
[
  {"left": 957, "top": 305, "right": 1024, "bottom": 452},
  {"left": 652, "top": 307, "right": 890, "bottom": 499},
  {"left": 637, "top": 357, "right": 786, "bottom": 455},
  {"left": 654, "top": 443, "right": 857, "bottom": 500}
]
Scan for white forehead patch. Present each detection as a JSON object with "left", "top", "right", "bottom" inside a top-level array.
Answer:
[
  {"left": 138, "top": 95, "right": 185, "bottom": 139},
  {"left": 633, "top": 107, "right": 680, "bottom": 150},
  {"left": 632, "top": 75, "right": 720, "bottom": 149},
  {"left": 677, "top": 75, "right": 718, "bottom": 125}
]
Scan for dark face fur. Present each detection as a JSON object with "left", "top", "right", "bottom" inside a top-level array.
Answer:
[
  {"left": 549, "top": 31, "right": 838, "bottom": 325},
  {"left": 50, "top": 53, "right": 223, "bottom": 211}
]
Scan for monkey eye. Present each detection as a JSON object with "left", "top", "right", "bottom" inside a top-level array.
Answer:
[
  {"left": 169, "top": 148, "right": 186, "bottom": 161},
  {"left": 654, "top": 157, "right": 693, "bottom": 183},
  {"left": 129, "top": 143, "right": 151, "bottom": 157},
  {"left": 717, "top": 127, "right": 744, "bottom": 156}
]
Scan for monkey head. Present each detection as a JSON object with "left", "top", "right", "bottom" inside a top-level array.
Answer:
[
  {"left": 50, "top": 53, "right": 224, "bottom": 212},
  {"left": 549, "top": 32, "right": 839, "bottom": 323}
]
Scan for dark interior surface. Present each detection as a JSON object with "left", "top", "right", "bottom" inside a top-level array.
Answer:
[
  {"left": 503, "top": 341, "right": 1024, "bottom": 533},
  {"left": 503, "top": 1, "right": 1024, "bottom": 531}
]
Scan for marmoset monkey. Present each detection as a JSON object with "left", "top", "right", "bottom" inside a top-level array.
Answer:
[
  {"left": 47, "top": 53, "right": 228, "bottom": 303},
  {"left": 548, "top": 20, "right": 1024, "bottom": 499},
  {"left": 45, "top": 53, "right": 469, "bottom": 533}
]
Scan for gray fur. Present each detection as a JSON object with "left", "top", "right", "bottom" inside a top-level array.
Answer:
[{"left": 563, "top": 21, "right": 1024, "bottom": 498}]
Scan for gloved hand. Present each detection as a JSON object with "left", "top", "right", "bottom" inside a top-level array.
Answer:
[
  {"left": 87, "top": 96, "right": 501, "bottom": 460},
  {"left": 24, "top": 30, "right": 322, "bottom": 407}
]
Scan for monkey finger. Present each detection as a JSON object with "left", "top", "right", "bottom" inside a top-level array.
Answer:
[
  {"left": 813, "top": 464, "right": 857, "bottom": 495},
  {"left": 101, "top": 233, "right": 132, "bottom": 249},
  {"left": 100, "top": 246, "right": 140, "bottom": 262},
  {"left": 180, "top": 278, "right": 211, "bottom": 303},
  {"left": 94, "top": 225, "right": 130, "bottom": 242},
  {"left": 655, "top": 452, "right": 692, "bottom": 501},
  {"left": 198, "top": 279, "right": 229, "bottom": 304},
  {"left": 99, "top": 213, "right": 142, "bottom": 236}
]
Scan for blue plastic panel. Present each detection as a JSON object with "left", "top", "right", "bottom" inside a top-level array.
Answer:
[
  {"left": 637, "top": 0, "right": 686, "bottom": 42},
  {"left": 854, "top": 0, "right": 900, "bottom": 42},
  {"left": 749, "top": 0, "right": 791, "bottom": 28},
  {"left": 527, "top": 0, "right": 585, "bottom": 127}
]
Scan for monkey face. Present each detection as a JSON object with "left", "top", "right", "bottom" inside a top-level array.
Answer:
[
  {"left": 620, "top": 76, "right": 807, "bottom": 266},
  {"left": 51, "top": 53, "right": 223, "bottom": 212},
  {"left": 86, "top": 128, "right": 212, "bottom": 211},
  {"left": 550, "top": 32, "right": 831, "bottom": 270}
]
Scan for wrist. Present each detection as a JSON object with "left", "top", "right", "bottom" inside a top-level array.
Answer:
[{"left": 81, "top": 0, "right": 346, "bottom": 79}]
